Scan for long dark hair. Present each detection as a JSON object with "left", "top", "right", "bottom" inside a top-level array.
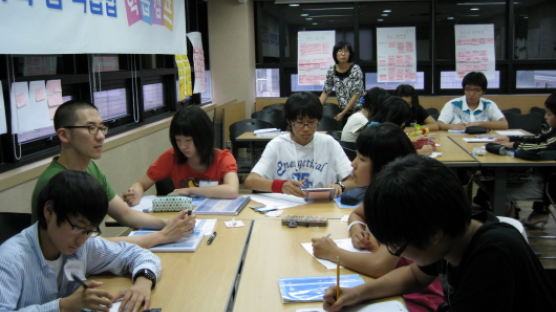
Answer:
[{"left": 169, "top": 106, "right": 214, "bottom": 166}]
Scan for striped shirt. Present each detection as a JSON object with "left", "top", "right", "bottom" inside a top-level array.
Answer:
[
  {"left": 0, "top": 223, "right": 160, "bottom": 311},
  {"left": 512, "top": 127, "right": 556, "bottom": 160},
  {"left": 438, "top": 96, "right": 504, "bottom": 124}
]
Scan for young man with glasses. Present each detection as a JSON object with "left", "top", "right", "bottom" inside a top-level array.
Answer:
[
  {"left": 438, "top": 71, "right": 508, "bottom": 130},
  {"left": 322, "top": 155, "right": 556, "bottom": 312},
  {"left": 0, "top": 170, "right": 161, "bottom": 311},
  {"left": 245, "top": 92, "right": 355, "bottom": 197},
  {"left": 31, "top": 100, "right": 195, "bottom": 249}
]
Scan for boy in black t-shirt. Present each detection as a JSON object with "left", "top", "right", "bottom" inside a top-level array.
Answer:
[{"left": 322, "top": 155, "right": 556, "bottom": 312}]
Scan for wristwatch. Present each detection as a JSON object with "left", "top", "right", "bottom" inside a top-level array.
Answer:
[{"left": 133, "top": 269, "right": 156, "bottom": 289}]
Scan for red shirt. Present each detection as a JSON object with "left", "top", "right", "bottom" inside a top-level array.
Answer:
[{"left": 147, "top": 148, "right": 237, "bottom": 189}]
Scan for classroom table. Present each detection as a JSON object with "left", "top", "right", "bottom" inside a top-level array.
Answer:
[
  {"left": 449, "top": 132, "right": 556, "bottom": 215},
  {"left": 233, "top": 219, "right": 404, "bottom": 312},
  {"left": 94, "top": 220, "right": 252, "bottom": 312}
]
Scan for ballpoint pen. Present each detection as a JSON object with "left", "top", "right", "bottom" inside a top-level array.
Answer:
[
  {"left": 71, "top": 273, "right": 89, "bottom": 289},
  {"left": 336, "top": 256, "right": 340, "bottom": 299},
  {"left": 207, "top": 231, "right": 217, "bottom": 245}
]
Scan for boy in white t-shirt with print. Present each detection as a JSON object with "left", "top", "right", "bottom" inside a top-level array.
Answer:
[{"left": 245, "top": 92, "right": 355, "bottom": 197}]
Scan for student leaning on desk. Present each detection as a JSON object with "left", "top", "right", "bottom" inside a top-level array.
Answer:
[
  {"left": 31, "top": 100, "right": 195, "bottom": 249},
  {"left": 437, "top": 71, "right": 509, "bottom": 131},
  {"left": 124, "top": 105, "right": 239, "bottom": 203},
  {"left": 244, "top": 91, "right": 356, "bottom": 197},
  {"left": 0, "top": 171, "right": 161, "bottom": 312},
  {"left": 313, "top": 124, "right": 444, "bottom": 312},
  {"left": 322, "top": 155, "right": 556, "bottom": 312}
]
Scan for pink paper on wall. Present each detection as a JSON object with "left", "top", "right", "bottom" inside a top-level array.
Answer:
[
  {"left": 16, "top": 93, "right": 28, "bottom": 108},
  {"left": 35, "top": 86, "right": 46, "bottom": 102},
  {"left": 125, "top": 0, "right": 143, "bottom": 26}
]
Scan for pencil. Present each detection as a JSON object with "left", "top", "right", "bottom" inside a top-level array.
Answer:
[{"left": 336, "top": 256, "right": 340, "bottom": 299}]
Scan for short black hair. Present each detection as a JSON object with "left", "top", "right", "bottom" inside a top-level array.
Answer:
[
  {"left": 356, "top": 123, "right": 416, "bottom": 177},
  {"left": 169, "top": 105, "right": 214, "bottom": 166},
  {"left": 364, "top": 155, "right": 471, "bottom": 250},
  {"left": 36, "top": 170, "right": 108, "bottom": 229},
  {"left": 284, "top": 92, "right": 323, "bottom": 122},
  {"left": 394, "top": 84, "right": 420, "bottom": 108},
  {"left": 544, "top": 92, "right": 556, "bottom": 115},
  {"left": 363, "top": 87, "right": 390, "bottom": 116},
  {"left": 53, "top": 100, "right": 97, "bottom": 130},
  {"left": 332, "top": 41, "right": 354, "bottom": 64},
  {"left": 372, "top": 96, "right": 411, "bottom": 127},
  {"left": 462, "top": 71, "right": 487, "bottom": 92}
]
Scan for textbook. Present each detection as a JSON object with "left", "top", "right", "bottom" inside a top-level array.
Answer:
[
  {"left": 193, "top": 196, "right": 250, "bottom": 215},
  {"left": 278, "top": 274, "right": 364, "bottom": 302}
]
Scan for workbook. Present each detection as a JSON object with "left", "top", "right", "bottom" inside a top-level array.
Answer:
[
  {"left": 278, "top": 274, "right": 364, "bottom": 302},
  {"left": 193, "top": 196, "right": 250, "bottom": 215}
]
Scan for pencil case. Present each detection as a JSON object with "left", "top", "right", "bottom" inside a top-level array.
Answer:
[
  {"left": 281, "top": 215, "right": 328, "bottom": 227},
  {"left": 152, "top": 196, "right": 193, "bottom": 212}
]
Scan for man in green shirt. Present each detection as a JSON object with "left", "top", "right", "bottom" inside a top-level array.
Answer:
[{"left": 32, "top": 100, "right": 195, "bottom": 248}]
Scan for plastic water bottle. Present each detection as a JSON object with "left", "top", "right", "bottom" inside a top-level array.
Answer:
[{"left": 499, "top": 146, "right": 515, "bottom": 157}]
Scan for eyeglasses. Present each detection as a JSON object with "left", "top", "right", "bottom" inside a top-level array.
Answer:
[
  {"left": 386, "top": 241, "right": 408, "bottom": 257},
  {"left": 64, "top": 124, "right": 108, "bottom": 136},
  {"left": 336, "top": 49, "right": 349, "bottom": 55},
  {"left": 292, "top": 120, "right": 319, "bottom": 129},
  {"left": 66, "top": 218, "right": 101, "bottom": 237}
]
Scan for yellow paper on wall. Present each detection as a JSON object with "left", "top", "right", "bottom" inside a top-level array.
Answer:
[{"left": 175, "top": 54, "right": 192, "bottom": 100}]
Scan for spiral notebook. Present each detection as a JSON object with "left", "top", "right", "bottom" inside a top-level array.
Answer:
[{"left": 193, "top": 196, "right": 250, "bottom": 215}]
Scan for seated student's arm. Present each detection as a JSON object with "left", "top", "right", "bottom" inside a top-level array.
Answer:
[
  {"left": 438, "top": 121, "right": 466, "bottom": 131},
  {"left": 347, "top": 205, "right": 379, "bottom": 251},
  {"left": 170, "top": 171, "right": 240, "bottom": 199},
  {"left": 336, "top": 94, "right": 361, "bottom": 121},
  {"left": 107, "top": 197, "right": 195, "bottom": 249},
  {"left": 312, "top": 237, "right": 398, "bottom": 277},
  {"left": 323, "top": 263, "right": 436, "bottom": 312},
  {"left": 466, "top": 117, "right": 509, "bottom": 130},
  {"left": 320, "top": 91, "right": 329, "bottom": 105},
  {"left": 123, "top": 174, "right": 155, "bottom": 206},
  {"left": 437, "top": 103, "right": 466, "bottom": 130},
  {"left": 423, "top": 116, "right": 439, "bottom": 131},
  {"left": 244, "top": 172, "right": 305, "bottom": 197}
]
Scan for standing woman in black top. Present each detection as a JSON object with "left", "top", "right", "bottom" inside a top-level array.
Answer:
[
  {"left": 320, "top": 41, "right": 365, "bottom": 123},
  {"left": 395, "top": 84, "right": 439, "bottom": 130}
]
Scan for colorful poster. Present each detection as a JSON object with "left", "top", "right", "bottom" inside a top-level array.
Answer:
[
  {"left": 454, "top": 24, "right": 496, "bottom": 79},
  {"left": 376, "top": 27, "right": 417, "bottom": 82},
  {"left": 297, "top": 30, "right": 335, "bottom": 86},
  {"left": 0, "top": 82, "right": 7, "bottom": 135},
  {"left": 0, "top": 0, "right": 186, "bottom": 55},
  {"left": 187, "top": 32, "right": 206, "bottom": 94},
  {"left": 175, "top": 55, "right": 192, "bottom": 101}
]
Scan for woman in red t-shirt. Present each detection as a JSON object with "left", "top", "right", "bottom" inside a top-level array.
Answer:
[{"left": 124, "top": 106, "right": 239, "bottom": 205}]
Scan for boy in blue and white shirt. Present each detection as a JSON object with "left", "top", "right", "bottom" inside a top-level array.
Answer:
[{"left": 438, "top": 72, "right": 508, "bottom": 131}]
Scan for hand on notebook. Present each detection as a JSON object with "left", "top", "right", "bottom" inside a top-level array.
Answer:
[
  {"left": 312, "top": 236, "right": 339, "bottom": 262},
  {"left": 282, "top": 180, "right": 306, "bottom": 197},
  {"left": 323, "top": 284, "right": 361, "bottom": 312},
  {"left": 159, "top": 210, "right": 196, "bottom": 244},
  {"left": 114, "top": 277, "right": 152, "bottom": 312},
  {"left": 169, "top": 187, "right": 192, "bottom": 196},
  {"left": 349, "top": 225, "right": 378, "bottom": 251},
  {"left": 60, "top": 280, "right": 114, "bottom": 312}
]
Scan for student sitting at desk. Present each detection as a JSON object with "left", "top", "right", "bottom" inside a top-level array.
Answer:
[
  {"left": 395, "top": 84, "right": 439, "bottom": 131},
  {"left": 0, "top": 170, "right": 161, "bottom": 312},
  {"left": 323, "top": 155, "right": 556, "bottom": 312},
  {"left": 244, "top": 92, "right": 354, "bottom": 197},
  {"left": 32, "top": 100, "right": 195, "bottom": 249},
  {"left": 313, "top": 124, "right": 444, "bottom": 312},
  {"left": 124, "top": 106, "right": 239, "bottom": 204},
  {"left": 437, "top": 71, "right": 508, "bottom": 131}
]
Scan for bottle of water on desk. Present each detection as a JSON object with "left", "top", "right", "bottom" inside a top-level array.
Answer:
[{"left": 499, "top": 146, "right": 515, "bottom": 157}]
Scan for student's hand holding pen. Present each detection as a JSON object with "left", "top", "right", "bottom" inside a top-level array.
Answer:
[
  {"left": 282, "top": 179, "right": 306, "bottom": 197},
  {"left": 322, "top": 284, "right": 361, "bottom": 312},
  {"left": 60, "top": 280, "right": 113, "bottom": 312},
  {"left": 312, "top": 235, "right": 340, "bottom": 261},
  {"left": 159, "top": 210, "right": 196, "bottom": 244}
]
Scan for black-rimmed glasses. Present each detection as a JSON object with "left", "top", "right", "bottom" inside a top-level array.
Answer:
[
  {"left": 64, "top": 124, "right": 108, "bottom": 136},
  {"left": 66, "top": 218, "right": 101, "bottom": 237}
]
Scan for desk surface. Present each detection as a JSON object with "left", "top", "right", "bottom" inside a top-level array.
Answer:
[
  {"left": 95, "top": 220, "right": 252, "bottom": 312},
  {"left": 427, "top": 131, "right": 477, "bottom": 165},
  {"left": 233, "top": 219, "right": 402, "bottom": 311}
]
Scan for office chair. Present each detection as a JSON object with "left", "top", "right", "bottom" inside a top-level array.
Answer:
[
  {"left": 0, "top": 212, "right": 32, "bottom": 244},
  {"left": 155, "top": 178, "right": 175, "bottom": 196},
  {"left": 263, "top": 103, "right": 285, "bottom": 112},
  {"left": 322, "top": 103, "right": 342, "bottom": 119},
  {"left": 317, "top": 116, "right": 342, "bottom": 132},
  {"left": 251, "top": 108, "right": 286, "bottom": 130},
  {"left": 229, "top": 119, "right": 275, "bottom": 173},
  {"left": 425, "top": 108, "right": 439, "bottom": 120},
  {"left": 506, "top": 112, "right": 545, "bottom": 134},
  {"left": 340, "top": 141, "right": 357, "bottom": 161},
  {"left": 502, "top": 108, "right": 522, "bottom": 118}
]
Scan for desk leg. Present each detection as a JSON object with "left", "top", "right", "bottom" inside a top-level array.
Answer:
[{"left": 491, "top": 168, "right": 508, "bottom": 216}]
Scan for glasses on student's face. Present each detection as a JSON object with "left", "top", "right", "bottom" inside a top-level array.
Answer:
[
  {"left": 386, "top": 241, "right": 408, "bottom": 257},
  {"left": 291, "top": 120, "right": 319, "bottom": 129},
  {"left": 464, "top": 87, "right": 483, "bottom": 94},
  {"left": 64, "top": 124, "right": 108, "bottom": 136},
  {"left": 337, "top": 49, "right": 349, "bottom": 55},
  {"left": 66, "top": 218, "right": 101, "bottom": 237}
]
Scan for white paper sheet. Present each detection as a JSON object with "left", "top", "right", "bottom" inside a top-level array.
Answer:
[
  {"left": 301, "top": 238, "right": 371, "bottom": 270},
  {"left": 249, "top": 193, "right": 306, "bottom": 209},
  {"left": 496, "top": 130, "right": 527, "bottom": 136}
]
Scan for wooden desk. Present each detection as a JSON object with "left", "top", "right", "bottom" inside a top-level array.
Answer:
[
  {"left": 95, "top": 220, "right": 252, "bottom": 312},
  {"left": 449, "top": 133, "right": 556, "bottom": 215},
  {"left": 233, "top": 219, "right": 402, "bottom": 311},
  {"left": 427, "top": 131, "right": 478, "bottom": 166},
  {"left": 245, "top": 198, "right": 354, "bottom": 220}
]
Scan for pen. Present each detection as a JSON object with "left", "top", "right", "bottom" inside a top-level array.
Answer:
[
  {"left": 207, "top": 231, "right": 217, "bottom": 245},
  {"left": 71, "top": 274, "right": 89, "bottom": 289},
  {"left": 336, "top": 256, "right": 340, "bottom": 299}
]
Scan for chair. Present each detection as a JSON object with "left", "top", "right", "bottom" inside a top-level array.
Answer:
[
  {"left": 155, "top": 178, "right": 175, "bottom": 196},
  {"left": 340, "top": 141, "right": 357, "bottom": 161},
  {"left": 0, "top": 212, "right": 32, "bottom": 244},
  {"left": 425, "top": 108, "right": 439, "bottom": 120},
  {"left": 530, "top": 107, "right": 546, "bottom": 117},
  {"left": 317, "top": 116, "right": 342, "bottom": 132},
  {"left": 251, "top": 108, "right": 286, "bottom": 130},
  {"left": 229, "top": 119, "right": 275, "bottom": 173},
  {"left": 506, "top": 113, "right": 544, "bottom": 134},
  {"left": 502, "top": 108, "right": 522, "bottom": 118},
  {"left": 263, "top": 103, "right": 285, "bottom": 112},
  {"left": 497, "top": 216, "right": 528, "bottom": 243},
  {"left": 322, "top": 103, "right": 342, "bottom": 119}
]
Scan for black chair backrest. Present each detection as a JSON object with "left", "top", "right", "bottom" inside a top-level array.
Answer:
[
  {"left": 251, "top": 108, "right": 286, "bottom": 130},
  {"left": 263, "top": 103, "right": 285, "bottom": 112},
  {"left": 506, "top": 112, "right": 545, "bottom": 134},
  {"left": 502, "top": 108, "right": 522, "bottom": 119},
  {"left": 530, "top": 106, "right": 546, "bottom": 117},
  {"left": 317, "top": 116, "right": 342, "bottom": 131},
  {"left": 229, "top": 119, "right": 275, "bottom": 144},
  {"left": 0, "top": 212, "right": 32, "bottom": 244},
  {"left": 322, "top": 103, "right": 342, "bottom": 119},
  {"left": 425, "top": 108, "right": 439, "bottom": 120},
  {"left": 155, "top": 178, "right": 175, "bottom": 196},
  {"left": 340, "top": 141, "right": 357, "bottom": 161}
]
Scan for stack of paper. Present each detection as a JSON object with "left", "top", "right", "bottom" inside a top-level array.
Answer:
[{"left": 254, "top": 128, "right": 281, "bottom": 137}]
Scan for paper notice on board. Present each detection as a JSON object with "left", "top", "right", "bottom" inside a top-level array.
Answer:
[
  {"left": 376, "top": 27, "right": 417, "bottom": 82},
  {"left": 297, "top": 30, "right": 335, "bottom": 85},
  {"left": 0, "top": 81, "right": 7, "bottom": 135},
  {"left": 187, "top": 32, "right": 205, "bottom": 94},
  {"left": 175, "top": 54, "right": 192, "bottom": 100},
  {"left": 455, "top": 24, "right": 495, "bottom": 79}
]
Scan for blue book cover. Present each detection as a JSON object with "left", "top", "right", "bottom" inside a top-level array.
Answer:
[
  {"left": 129, "top": 230, "right": 203, "bottom": 252},
  {"left": 193, "top": 196, "right": 250, "bottom": 215},
  {"left": 279, "top": 274, "right": 365, "bottom": 302}
]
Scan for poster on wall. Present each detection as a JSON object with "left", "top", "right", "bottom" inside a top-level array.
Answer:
[
  {"left": 187, "top": 32, "right": 206, "bottom": 94},
  {"left": 0, "top": 82, "right": 7, "bottom": 135},
  {"left": 376, "top": 27, "right": 417, "bottom": 82},
  {"left": 0, "top": 0, "right": 186, "bottom": 55},
  {"left": 175, "top": 54, "right": 193, "bottom": 101},
  {"left": 297, "top": 30, "right": 336, "bottom": 86},
  {"left": 454, "top": 24, "right": 496, "bottom": 79}
]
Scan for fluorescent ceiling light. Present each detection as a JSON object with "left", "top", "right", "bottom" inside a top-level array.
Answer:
[
  {"left": 457, "top": 2, "right": 504, "bottom": 5},
  {"left": 305, "top": 17, "right": 313, "bottom": 21},
  {"left": 470, "top": 7, "right": 480, "bottom": 11},
  {"left": 302, "top": 7, "right": 353, "bottom": 11},
  {"left": 381, "top": 13, "right": 388, "bottom": 17},
  {"left": 377, "top": 18, "right": 384, "bottom": 22},
  {"left": 447, "top": 16, "right": 455, "bottom": 20},
  {"left": 312, "top": 22, "right": 318, "bottom": 25},
  {"left": 301, "top": 13, "right": 309, "bottom": 16},
  {"left": 310, "top": 14, "right": 351, "bottom": 18},
  {"left": 289, "top": 3, "right": 299, "bottom": 7},
  {"left": 383, "top": 9, "right": 392, "bottom": 13}
]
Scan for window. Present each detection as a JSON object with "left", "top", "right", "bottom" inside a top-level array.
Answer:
[
  {"left": 514, "top": 0, "right": 556, "bottom": 60},
  {"left": 256, "top": 68, "right": 280, "bottom": 97},
  {"left": 93, "top": 88, "right": 128, "bottom": 121},
  {"left": 516, "top": 70, "right": 556, "bottom": 89},
  {"left": 201, "top": 70, "right": 212, "bottom": 104},
  {"left": 291, "top": 74, "right": 323, "bottom": 92},
  {"left": 143, "top": 83, "right": 165, "bottom": 111},
  {"left": 365, "top": 72, "right": 424, "bottom": 90}
]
